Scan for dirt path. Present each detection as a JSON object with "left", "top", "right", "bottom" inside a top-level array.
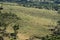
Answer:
[{"left": 17, "top": 33, "right": 30, "bottom": 40}]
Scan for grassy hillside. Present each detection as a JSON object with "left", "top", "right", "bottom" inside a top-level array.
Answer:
[{"left": 0, "top": 2, "right": 60, "bottom": 40}]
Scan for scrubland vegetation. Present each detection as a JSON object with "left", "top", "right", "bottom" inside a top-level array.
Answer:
[{"left": 0, "top": 2, "right": 60, "bottom": 40}]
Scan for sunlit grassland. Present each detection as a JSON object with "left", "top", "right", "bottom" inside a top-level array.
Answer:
[{"left": 0, "top": 2, "right": 60, "bottom": 39}]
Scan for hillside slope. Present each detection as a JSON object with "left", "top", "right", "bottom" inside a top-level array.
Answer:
[{"left": 0, "top": 3, "right": 60, "bottom": 40}]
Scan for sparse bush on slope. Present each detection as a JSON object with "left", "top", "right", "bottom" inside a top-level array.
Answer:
[
  {"left": 0, "top": 12, "right": 20, "bottom": 40},
  {"left": 40, "top": 21, "right": 60, "bottom": 40},
  {"left": 58, "top": 9, "right": 60, "bottom": 14},
  {"left": 0, "top": 3, "right": 60, "bottom": 40}
]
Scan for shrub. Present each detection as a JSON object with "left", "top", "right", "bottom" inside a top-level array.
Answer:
[
  {"left": 57, "top": 21, "right": 60, "bottom": 25},
  {"left": 0, "top": 36, "right": 4, "bottom": 40},
  {"left": 58, "top": 9, "right": 60, "bottom": 14},
  {"left": 10, "top": 33, "right": 17, "bottom": 40},
  {"left": 13, "top": 24, "right": 19, "bottom": 31}
]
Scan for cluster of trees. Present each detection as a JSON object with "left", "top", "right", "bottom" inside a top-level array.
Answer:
[
  {"left": 0, "top": 11, "right": 20, "bottom": 40},
  {"left": 0, "top": 0, "right": 60, "bottom": 11},
  {"left": 0, "top": 3, "right": 21, "bottom": 40},
  {"left": 0, "top": 12, "right": 20, "bottom": 25},
  {"left": 16, "top": 0, "right": 60, "bottom": 11}
]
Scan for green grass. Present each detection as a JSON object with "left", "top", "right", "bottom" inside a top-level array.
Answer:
[{"left": 1, "top": 2, "right": 60, "bottom": 40}]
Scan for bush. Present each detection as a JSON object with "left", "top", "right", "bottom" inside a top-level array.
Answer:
[
  {"left": 41, "top": 20, "right": 60, "bottom": 40},
  {"left": 0, "top": 36, "right": 4, "bottom": 40},
  {"left": 10, "top": 33, "right": 17, "bottom": 40},
  {"left": 57, "top": 21, "right": 60, "bottom": 25},
  {"left": 58, "top": 9, "right": 60, "bottom": 14},
  {"left": 13, "top": 24, "right": 19, "bottom": 31}
]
